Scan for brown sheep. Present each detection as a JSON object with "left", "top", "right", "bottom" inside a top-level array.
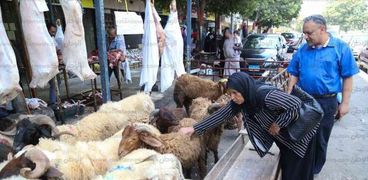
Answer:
[
  {"left": 118, "top": 121, "right": 206, "bottom": 179},
  {"left": 149, "top": 107, "right": 188, "bottom": 133},
  {"left": 189, "top": 97, "right": 224, "bottom": 163},
  {"left": 173, "top": 74, "right": 227, "bottom": 113},
  {"left": 214, "top": 94, "right": 243, "bottom": 131}
]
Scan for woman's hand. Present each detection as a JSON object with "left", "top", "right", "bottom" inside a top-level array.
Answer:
[
  {"left": 178, "top": 127, "right": 195, "bottom": 136},
  {"left": 268, "top": 123, "right": 280, "bottom": 136}
]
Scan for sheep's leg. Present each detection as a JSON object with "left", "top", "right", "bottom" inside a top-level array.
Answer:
[
  {"left": 183, "top": 98, "right": 192, "bottom": 115},
  {"left": 213, "top": 150, "right": 219, "bottom": 163},
  {"left": 183, "top": 167, "right": 192, "bottom": 179},
  {"left": 205, "top": 149, "right": 208, "bottom": 165},
  {"left": 198, "top": 155, "right": 207, "bottom": 179},
  {"left": 174, "top": 92, "right": 185, "bottom": 108},
  {"left": 198, "top": 147, "right": 207, "bottom": 179}
]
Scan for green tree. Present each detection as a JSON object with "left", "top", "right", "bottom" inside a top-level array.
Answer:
[
  {"left": 205, "top": 0, "right": 257, "bottom": 16},
  {"left": 250, "top": 0, "right": 302, "bottom": 32},
  {"left": 324, "top": 0, "right": 368, "bottom": 32}
]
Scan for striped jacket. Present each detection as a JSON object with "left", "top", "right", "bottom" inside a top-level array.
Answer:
[{"left": 194, "top": 90, "right": 318, "bottom": 158}]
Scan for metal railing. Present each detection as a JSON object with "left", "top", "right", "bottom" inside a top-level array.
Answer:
[{"left": 191, "top": 55, "right": 290, "bottom": 83}]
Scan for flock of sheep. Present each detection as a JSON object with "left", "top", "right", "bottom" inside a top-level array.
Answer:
[{"left": 0, "top": 74, "right": 239, "bottom": 180}]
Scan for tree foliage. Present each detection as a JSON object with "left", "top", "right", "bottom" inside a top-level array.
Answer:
[
  {"left": 250, "top": 0, "right": 302, "bottom": 29},
  {"left": 206, "top": 0, "right": 257, "bottom": 17},
  {"left": 324, "top": 0, "right": 368, "bottom": 32}
]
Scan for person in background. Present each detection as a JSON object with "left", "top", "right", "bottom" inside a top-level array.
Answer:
[
  {"left": 233, "top": 30, "right": 242, "bottom": 45},
  {"left": 242, "top": 22, "right": 248, "bottom": 44},
  {"left": 181, "top": 25, "right": 187, "bottom": 56},
  {"left": 179, "top": 72, "right": 318, "bottom": 180},
  {"left": 223, "top": 28, "right": 241, "bottom": 77},
  {"left": 204, "top": 28, "right": 216, "bottom": 53},
  {"left": 47, "top": 20, "right": 63, "bottom": 106},
  {"left": 218, "top": 28, "right": 226, "bottom": 78},
  {"left": 107, "top": 27, "right": 126, "bottom": 83},
  {"left": 287, "top": 14, "right": 359, "bottom": 175}
]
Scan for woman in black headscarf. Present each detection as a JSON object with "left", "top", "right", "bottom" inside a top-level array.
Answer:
[{"left": 179, "top": 72, "right": 318, "bottom": 180}]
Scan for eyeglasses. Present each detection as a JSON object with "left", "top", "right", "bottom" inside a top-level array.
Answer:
[{"left": 303, "top": 27, "right": 321, "bottom": 37}]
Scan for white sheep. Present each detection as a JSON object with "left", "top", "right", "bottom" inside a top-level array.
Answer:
[
  {"left": 118, "top": 120, "right": 206, "bottom": 179},
  {"left": 96, "top": 148, "right": 185, "bottom": 180},
  {"left": 58, "top": 93, "right": 155, "bottom": 144},
  {"left": 98, "top": 92, "right": 155, "bottom": 123},
  {"left": 0, "top": 128, "right": 124, "bottom": 180}
]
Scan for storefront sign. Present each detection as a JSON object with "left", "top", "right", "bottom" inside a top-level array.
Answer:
[
  {"left": 114, "top": 11, "right": 144, "bottom": 35},
  {"left": 81, "top": 0, "right": 94, "bottom": 8}
]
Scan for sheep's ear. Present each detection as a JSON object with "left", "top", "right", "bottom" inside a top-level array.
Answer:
[
  {"left": 218, "top": 82, "right": 225, "bottom": 94},
  {"left": 122, "top": 125, "right": 133, "bottom": 137},
  {"left": 138, "top": 132, "right": 163, "bottom": 148}
]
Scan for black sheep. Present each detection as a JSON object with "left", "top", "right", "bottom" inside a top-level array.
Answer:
[{"left": 12, "top": 118, "right": 53, "bottom": 152}]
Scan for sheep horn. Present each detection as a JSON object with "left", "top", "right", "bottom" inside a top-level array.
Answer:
[
  {"left": 20, "top": 148, "right": 50, "bottom": 179},
  {"left": 0, "top": 129, "right": 16, "bottom": 136},
  {"left": 23, "top": 115, "right": 61, "bottom": 137},
  {"left": 52, "top": 131, "right": 76, "bottom": 138},
  {"left": 0, "top": 125, "right": 17, "bottom": 136}
]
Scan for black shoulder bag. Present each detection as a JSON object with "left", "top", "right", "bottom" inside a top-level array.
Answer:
[{"left": 257, "top": 85, "right": 324, "bottom": 142}]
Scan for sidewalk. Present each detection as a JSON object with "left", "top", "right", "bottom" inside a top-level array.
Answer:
[{"left": 315, "top": 71, "right": 368, "bottom": 180}]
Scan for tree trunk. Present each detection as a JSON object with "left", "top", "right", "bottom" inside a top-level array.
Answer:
[{"left": 215, "top": 13, "right": 220, "bottom": 35}]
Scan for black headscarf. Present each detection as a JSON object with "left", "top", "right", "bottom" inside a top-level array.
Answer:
[{"left": 227, "top": 72, "right": 265, "bottom": 115}]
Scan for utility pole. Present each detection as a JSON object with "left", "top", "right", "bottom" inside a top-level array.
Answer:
[
  {"left": 94, "top": 0, "right": 111, "bottom": 102},
  {"left": 186, "top": 0, "right": 192, "bottom": 73}
]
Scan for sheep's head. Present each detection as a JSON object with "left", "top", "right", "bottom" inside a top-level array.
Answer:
[
  {"left": 207, "top": 103, "right": 224, "bottom": 114},
  {"left": 0, "top": 148, "right": 62, "bottom": 179},
  {"left": 150, "top": 108, "right": 180, "bottom": 133},
  {"left": 12, "top": 118, "right": 51, "bottom": 153},
  {"left": 189, "top": 98, "right": 212, "bottom": 120},
  {"left": 11, "top": 115, "right": 75, "bottom": 153},
  {"left": 118, "top": 125, "right": 142, "bottom": 157},
  {"left": 119, "top": 124, "right": 163, "bottom": 157},
  {"left": 217, "top": 79, "right": 227, "bottom": 95}
]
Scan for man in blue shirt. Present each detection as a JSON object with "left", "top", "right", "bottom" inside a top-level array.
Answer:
[{"left": 287, "top": 15, "right": 359, "bottom": 174}]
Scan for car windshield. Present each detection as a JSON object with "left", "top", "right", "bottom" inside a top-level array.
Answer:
[{"left": 243, "top": 36, "right": 279, "bottom": 49}]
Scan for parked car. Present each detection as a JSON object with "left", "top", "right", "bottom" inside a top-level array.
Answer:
[
  {"left": 240, "top": 34, "right": 288, "bottom": 78},
  {"left": 358, "top": 46, "right": 368, "bottom": 72},
  {"left": 287, "top": 36, "right": 306, "bottom": 53},
  {"left": 281, "top": 32, "right": 301, "bottom": 53},
  {"left": 359, "top": 46, "right": 368, "bottom": 62},
  {"left": 347, "top": 34, "right": 368, "bottom": 60}
]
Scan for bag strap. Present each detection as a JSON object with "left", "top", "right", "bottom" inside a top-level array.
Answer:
[{"left": 255, "top": 85, "right": 279, "bottom": 111}]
